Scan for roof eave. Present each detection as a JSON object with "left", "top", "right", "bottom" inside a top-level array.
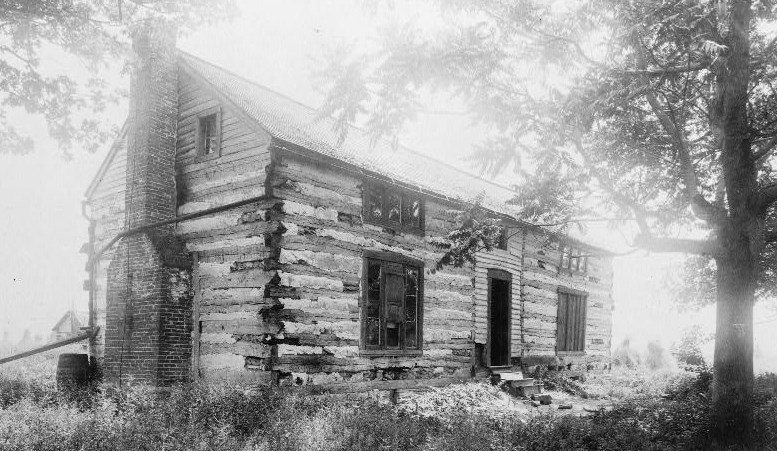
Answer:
[{"left": 84, "top": 121, "right": 128, "bottom": 200}]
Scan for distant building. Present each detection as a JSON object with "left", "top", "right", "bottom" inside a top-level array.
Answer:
[{"left": 49, "top": 311, "right": 89, "bottom": 342}]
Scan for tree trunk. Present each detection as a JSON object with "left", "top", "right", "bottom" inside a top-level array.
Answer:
[
  {"left": 711, "top": 233, "right": 755, "bottom": 447},
  {"left": 710, "top": 1, "right": 755, "bottom": 446}
]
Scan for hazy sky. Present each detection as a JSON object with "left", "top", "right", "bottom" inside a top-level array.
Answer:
[{"left": 1, "top": 0, "right": 774, "bottom": 370}]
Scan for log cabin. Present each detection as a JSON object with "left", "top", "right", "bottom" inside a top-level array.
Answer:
[{"left": 82, "top": 25, "right": 613, "bottom": 391}]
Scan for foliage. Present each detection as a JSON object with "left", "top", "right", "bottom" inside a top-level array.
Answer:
[
  {"left": 583, "top": 367, "right": 695, "bottom": 400},
  {"left": 0, "top": 0, "right": 236, "bottom": 156},
  {"left": 672, "top": 325, "right": 713, "bottom": 369},
  {"left": 0, "top": 371, "right": 54, "bottom": 408},
  {"left": 396, "top": 381, "right": 505, "bottom": 419},
  {"left": 429, "top": 204, "right": 504, "bottom": 270},
  {"left": 645, "top": 340, "right": 673, "bottom": 371},
  {"left": 0, "top": 383, "right": 282, "bottom": 451},
  {"left": 0, "top": 374, "right": 776, "bottom": 450},
  {"left": 318, "top": 3, "right": 777, "bottom": 440},
  {"left": 612, "top": 338, "right": 642, "bottom": 369},
  {"left": 535, "top": 370, "right": 591, "bottom": 399},
  {"left": 319, "top": 1, "right": 777, "bottom": 238}
]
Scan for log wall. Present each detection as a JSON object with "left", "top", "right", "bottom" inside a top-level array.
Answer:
[
  {"left": 86, "top": 68, "right": 614, "bottom": 386},
  {"left": 518, "top": 230, "right": 613, "bottom": 371},
  {"left": 259, "top": 149, "right": 477, "bottom": 386},
  {"left": 174, "top": 70, "right": 276, "bottom": 384}
]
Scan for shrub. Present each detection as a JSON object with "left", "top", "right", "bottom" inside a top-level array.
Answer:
[
  {"left": 672, "top": 326, "right": 711, "bottom": 370},
  {"left": 612, "top": 338, "right": 641, "bottom": 368},
  {"left": 0, "top": 372, "right": 55, "bottom": 407},
  {"left": 248, "top": 396, "right": 435, "bottom": 451},
  {"left": 0, "top": 372, "right": 774, "bottom": 450},
  {"left": 645, "top": 340, "right": 672, "bottom": 371},
  {"left": 397, "top": 382, "right": 505, "bottom": 420}
]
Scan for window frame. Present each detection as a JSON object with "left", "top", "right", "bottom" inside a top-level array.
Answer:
[
  {"left": 559, "top": 244, "right": 588, "bottom": 274},
  {"left": 362, "top": 184, "right": 425, "bottom": 235},
  {"left": 360, "top": 250, "right": 424, "bottom": 356},
  {"left": 556, "top": 287, "right": 588, "bottom": 355},
  {"left": 195, "top": 106, "right": 222, "bottom": 161}
]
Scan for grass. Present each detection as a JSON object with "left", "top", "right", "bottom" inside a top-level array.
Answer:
[{"left": 0, "top": 360, "right": 775, "bottom": 450}]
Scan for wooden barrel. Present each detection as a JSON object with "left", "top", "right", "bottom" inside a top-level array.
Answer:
[{"left": 56, "top": 353, "right": 90, "bottom": 390}]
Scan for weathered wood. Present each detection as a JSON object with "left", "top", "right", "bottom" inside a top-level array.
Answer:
[{"left": 82, "top": 67, "right": 614, "bottom": 389}]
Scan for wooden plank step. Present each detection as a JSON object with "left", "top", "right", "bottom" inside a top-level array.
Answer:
[
  {"left": 496, "top": 372, "right": 525, "bottom": 381},
  {"left": 508, "top": 378, "right": 536, "bottom": 387},
  {"left": 489, "top": 367, "right": 517, "bottom": 374}
]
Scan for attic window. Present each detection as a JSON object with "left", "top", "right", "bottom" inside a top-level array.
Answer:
[
  {"left": 196, "top": 108, "right": 222, "bottom": 158},
  {"left": 363, "top": 184, "right": 423, "bottom": 234},
  {"left": 560, "top": 244, "right": 587, "bottom": 273}
]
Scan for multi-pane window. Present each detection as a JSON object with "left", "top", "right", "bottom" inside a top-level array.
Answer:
[
  {"left": 196, "top": 109, "right": 221, "bottom": 158},
  {"left": 363, "top": 185, "right": 423, "bottom": 233},
  {"left": 362, "top": 254, "right": 423, "bottom": 354},
  {"left": 556, "top": 290, "right": 587, "bottom": 352},
  {"left": 560, "top": 244, "right": 587, "bottom": 273}
]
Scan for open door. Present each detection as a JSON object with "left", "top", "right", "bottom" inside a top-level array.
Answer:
[{"left": 487, "top": 269, "right": 511, "bottom": 367}]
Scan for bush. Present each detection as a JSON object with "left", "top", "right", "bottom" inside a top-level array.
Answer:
[
  {"left": 672, "top": 326, "right": 711, "bottom": 370},
  {"left": 0, "top": 371, "right": 775, "bottom": 450},
  {"left": 0, "top": 372, "right": 56, "bottom": 407},
  {"left": 0, "top": 383, "right": 283, "bottom": 451},
  {"left": 612, "top": 338, "right": 641, "bottom": 368},
  {"left": 645, "top": 341, "right": 672, "bottom": 371},
  {"left": 538, "top": 371, "right": 590, "bottom": 398}
]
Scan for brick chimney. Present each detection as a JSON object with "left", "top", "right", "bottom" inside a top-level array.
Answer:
[{"left": 104, "top": 21, "right": 193, "bottom": 386}]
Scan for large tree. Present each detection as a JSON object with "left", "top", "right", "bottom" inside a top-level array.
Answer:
[
  {"left": 0, "top": 0, "right": 234, "bottom": 156},
  {"left": 320, "top": 0, "right": 777, "bottom": 446}
]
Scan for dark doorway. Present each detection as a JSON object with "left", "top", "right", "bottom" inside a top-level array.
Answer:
[{"left": 488, "top": 270, "right": 511, "bottom": 367}]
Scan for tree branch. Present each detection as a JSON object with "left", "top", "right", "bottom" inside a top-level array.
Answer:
[
  {"left": 634, "top": 35, "right": 725, "bottom": 225},
  {"left": 633, "top": 234, "right": 720, "bottom": 255},
  {"left": 620, "top": 62, "right": 709, "bottom": 76},
  {"left": 571, "top": 135, "right": 653, "bottom": 234},
  {"left": 752, "top": 134, "right": 777, "bottom": 162},
  {"left": 765, "top": 229, "right": 777, "bottom": 244},
  {"left": 758, "top": 183, "right": 777, "bottom": 212},
  {"left": 527, "top": 25, "right": 602, "bottom": 67}
]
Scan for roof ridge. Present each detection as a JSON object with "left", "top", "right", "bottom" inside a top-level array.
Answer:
[{"left": 176, "top": 49, "right": 519, "bottom": 196}]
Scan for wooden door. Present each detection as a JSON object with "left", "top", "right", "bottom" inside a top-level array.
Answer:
[{"left": 487, "top": 269, "right": 511, "bottom": 367}]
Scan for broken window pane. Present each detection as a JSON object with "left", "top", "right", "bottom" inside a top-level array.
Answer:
[
  {"left": 199, "top": 114, "right": 219, "bottom": 155},
  {"left": 367, "top": 262, "right": 381, "bottom": 301},
  {"left": 406, "top": 267, "right": 418, "bottom": 296},
  {"left": 365, "top": 190, "right": 383, "bottom": 221},
  {"left": 561, "top": 245, "right": 570, "bottom": 269},
  {"left": 385, "top": 273, "right": 404, "bottom": 306},
  {"left": 405, "top": 295, "right": 416, "bottom": 322},
  {"left": 366, "top": 318, "right": 380, "bottom": 346},
  {"left": 386, "top": 322, "right": 399, "bottom": 348},
  {"left": 405, "top": 322, "right": 416, "bottom": 349},
  {"left": 403, "top": 196, "right": 421, "bottom": 228},
  {"left": 387, "top": 193, "right": 401, "bottom": 224}
]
